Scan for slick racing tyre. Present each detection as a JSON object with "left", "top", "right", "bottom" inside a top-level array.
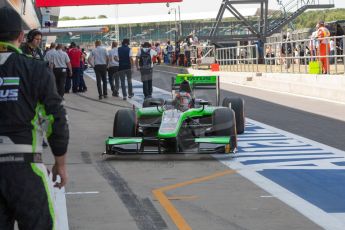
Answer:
[
  {"left": 222, "top": 97, "right": 245, "bottom": 134},
  {"left": 113, "top": 109, "right": 136, "bottom": 137},
  {"left": 212, "top": 108, "right": 236, "bottom": 137},
  {"left": 212, "top": 108, "right": 237, "bottom": 151}
]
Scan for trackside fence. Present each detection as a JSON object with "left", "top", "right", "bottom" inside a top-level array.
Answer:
[
  {"left": 215, "top": 45, "right": 259, "bottom": 73},
  {"left": 215, "top": 35, "right": 345, "bottom": 75}
]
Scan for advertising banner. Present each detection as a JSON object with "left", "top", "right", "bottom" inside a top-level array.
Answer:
[{"left": 36, "top": 0, "right": 182, "bottom": 7}]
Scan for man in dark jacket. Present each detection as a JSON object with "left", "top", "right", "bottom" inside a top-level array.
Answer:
[
  {"left": 0, "top": 7, "right": 69, "bottom": 230},
  {"left": 118, "top": 38, "right": 134, "bottom": 100}
]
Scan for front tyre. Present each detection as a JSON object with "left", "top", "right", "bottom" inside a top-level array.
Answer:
[
  {"left": 212, "top": 108, "right": 237, "bottom": 152},
  {"left": 113, "top": 109, "right": 136, "bottom": 137}
]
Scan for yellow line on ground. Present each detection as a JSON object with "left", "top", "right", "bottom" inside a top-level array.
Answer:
[
  {"left": 159, "top": 170, "right": 235, "bottom": 192},
  {"left": 153, "top": 189, "right": 192, "bottom": 230},
  {"left": 153, "top": 195, "right": 199, "bottom": 201},
  {"left": 166, "top": 196, "right": 199, "bottom": 201},
  {"left": 153, "top": 170, "right": 236, "bottom": 230}
]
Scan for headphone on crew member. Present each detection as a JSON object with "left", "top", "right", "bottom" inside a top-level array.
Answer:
[{"left": 27, "top": 29, "right": 42, "bottom": 43}]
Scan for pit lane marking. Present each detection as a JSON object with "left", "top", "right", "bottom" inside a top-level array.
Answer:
[
  {"left": 65, "top": 191, "right": 100, "bottom": 195},
  {"left": 152, "top": 170, "right": 235, "bottom": 230}
]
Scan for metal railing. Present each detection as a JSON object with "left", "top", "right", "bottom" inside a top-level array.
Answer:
[
  {"left": 215, "top": 44, "right": 259, "bottom": 73},
  {"left": 190, "top": 45, "right": 216, "bottom": 68},
  {"left": 264, "top": 35, "right": 345, "bottom": 74},
  {"left": 215, "top": 35, "right": 345, "bottom": 75}
]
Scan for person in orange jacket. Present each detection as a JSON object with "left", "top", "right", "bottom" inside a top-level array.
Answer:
[{"left": 316, "top": 20, "right": 331, "bottom": 74}]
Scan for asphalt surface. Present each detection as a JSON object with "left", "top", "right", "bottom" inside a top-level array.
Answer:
[{"left": 40, "top": 66, "right": 345, "bottom": 230}]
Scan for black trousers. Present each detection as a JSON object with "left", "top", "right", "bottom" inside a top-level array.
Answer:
[
  {"left": 107, "top": 66, "right": 119, "bottom": 95},
  {"left": 53, "top": 68, "right": 67, "bottom": 98},
  {"left": 94, "top": 65, "right": 108, "bottom": 97},
  {"left": 140, "top": 68, "right": 153, "bottom": 98},
  {"left": 0, "top": 163, "right": 54, "bottom": 230}
]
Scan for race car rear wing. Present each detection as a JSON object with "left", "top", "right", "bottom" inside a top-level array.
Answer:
[{"left": 172, "top": 74, "right": 221, "bottom": 106}]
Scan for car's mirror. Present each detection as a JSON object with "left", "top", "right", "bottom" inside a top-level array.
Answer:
[
  {"left": 150, "top": 99, "right": 164, "bottom": 106},
  {"left": 199, "top": 100, "right": 209, "bottom": 106}
]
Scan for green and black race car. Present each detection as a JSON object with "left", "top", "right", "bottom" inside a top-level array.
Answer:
[{"left": 105, "top": 74, "right": 245, "bottom": 155}]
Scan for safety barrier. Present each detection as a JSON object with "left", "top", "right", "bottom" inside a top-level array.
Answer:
[
  {"left": 264, "top": 35, "right": 345, "bottom": 75},
  {"left": 215, "top": 35, "right": 345, "bottom": 75},
  {"left": 215, "top": 44, "right": 259, "bottom": 73},
  {"left": 190, "top": 45, "right": 216, "bottom": 69}
]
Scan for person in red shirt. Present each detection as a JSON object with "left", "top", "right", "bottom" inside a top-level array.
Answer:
[{"left": 66, "top": 42, "right": 82, "bottom": 93}]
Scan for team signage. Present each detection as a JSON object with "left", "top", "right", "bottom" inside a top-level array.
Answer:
[
  {"left": 175, "top": 75, "right": 217, "bottom": 85},
  {"left": 36, "top": 0, "right": 182, "bottom": 7},
  {"left": 0, "top": 77, "right": 20, "bottom": 101}
]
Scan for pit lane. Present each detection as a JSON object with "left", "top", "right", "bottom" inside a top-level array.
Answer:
[{"left": 51, "top": 66, "right": 345, "bottom": 230}]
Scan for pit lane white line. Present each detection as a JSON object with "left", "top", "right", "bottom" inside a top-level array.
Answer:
[
  {"left": 55, "top": 187, "right": 69, "bottom": 230},
  {"left": 65, "top": 191, "right": 100, "bottom": 195}
]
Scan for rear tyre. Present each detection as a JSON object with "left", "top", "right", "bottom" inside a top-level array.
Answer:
[
  {"left": 142, "top": 98, "right": 165, "bottom": 108},
  {"left": 222, "top": 97, "right": 245, "bottom": 134},
  {"left": 113, "top": 109, "right": 136, "bottom": 137}
]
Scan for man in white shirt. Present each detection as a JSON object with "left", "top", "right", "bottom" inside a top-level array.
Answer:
[
  {"left": 135, "top": 42, "right": 157, "bottom": 99},
  {"left": 44, "top": 43, "right": 56, "bottom": 68},
  {"left": 51, "top": 44, "right": 72, "bottom": 98},
  {"left": 88, "top": 40, "right": 109, "bottom": 100},
  {"left": 330, "top": 38, "right": 335, "bottom": 64},
  {"left": 108, "top": 41, "right": 119, "bottom": 97}
]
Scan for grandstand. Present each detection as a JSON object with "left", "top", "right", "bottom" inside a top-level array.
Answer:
[{"left": 55, "top": 8, "right": 260, "bottom": 47}]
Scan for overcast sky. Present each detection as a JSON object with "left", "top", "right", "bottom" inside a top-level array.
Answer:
[{"left": 59, "top": 0, "right": 345, "bottom": 19}]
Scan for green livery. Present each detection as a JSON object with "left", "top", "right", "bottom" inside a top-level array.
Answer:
[{"left": 105, "top": 74, "right": 245, "bottom": 155}]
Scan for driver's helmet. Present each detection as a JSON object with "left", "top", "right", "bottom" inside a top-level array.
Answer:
[
  {"left": 175, "top": 80, "right": 193, "bottom": 111},
  {"left": 175, "top": 91, "right": 192, "bottom": 111}
]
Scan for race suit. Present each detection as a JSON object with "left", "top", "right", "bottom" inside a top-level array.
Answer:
[{"left": 0, "top": 42, "right": 69, "bottom": 230}]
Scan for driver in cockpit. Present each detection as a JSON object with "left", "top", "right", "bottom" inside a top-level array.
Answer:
[{"left": 175, "top": 80, "right": 193, "bottom": 111}]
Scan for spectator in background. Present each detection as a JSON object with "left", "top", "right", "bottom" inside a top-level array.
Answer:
[
  {"left": 118, "top": 38, "right": 134, "bottom": 100},
  {"left": 330, "top": 38, "right": 335, "bottom": 64},
  {"left": 52, "top": 44, "right": 73, "bottom": 98},
  {"left": 184, "top": 37, "right": 191, "bottom": 67},
  {"left": 309, "top": 31, "right": 318, "bottom": 61},
  {"left": 316, "top": 20, "right": 331, "bottom": 74},
  {"left": 174, "top": 39, "right": 181, "bottom": 66},
  {"left": 281, "top": 34, "right": 292, "bottom": 69},
  {"left": 165, "top": 40, "right": 173, "bottom": 64},
  {"left": 179, "top": 40, "right": 185, "bottom": 66},
  {"left": 136, "top": 42, "right": 157, "bottom": 99},
  {"left": 44, "top": 42, "right": 56, "bottom": 68},
  {"left": 79, "top": 48, "right": 87, "bottom": 92},
  {"left": 155, "top": 43, "right": 161, "bottom": 65},
  {"left": 20, "top": 29, "right": 44, "bottom": 61},
  {"left": 88, "top": 40, "right": 108, "bottom": 100},
  {"left": 66, "top": 42, "right": 82, "bottom": 93},
  {"left": 108, "top": 41, "right": 120, "bottom": 97}
]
